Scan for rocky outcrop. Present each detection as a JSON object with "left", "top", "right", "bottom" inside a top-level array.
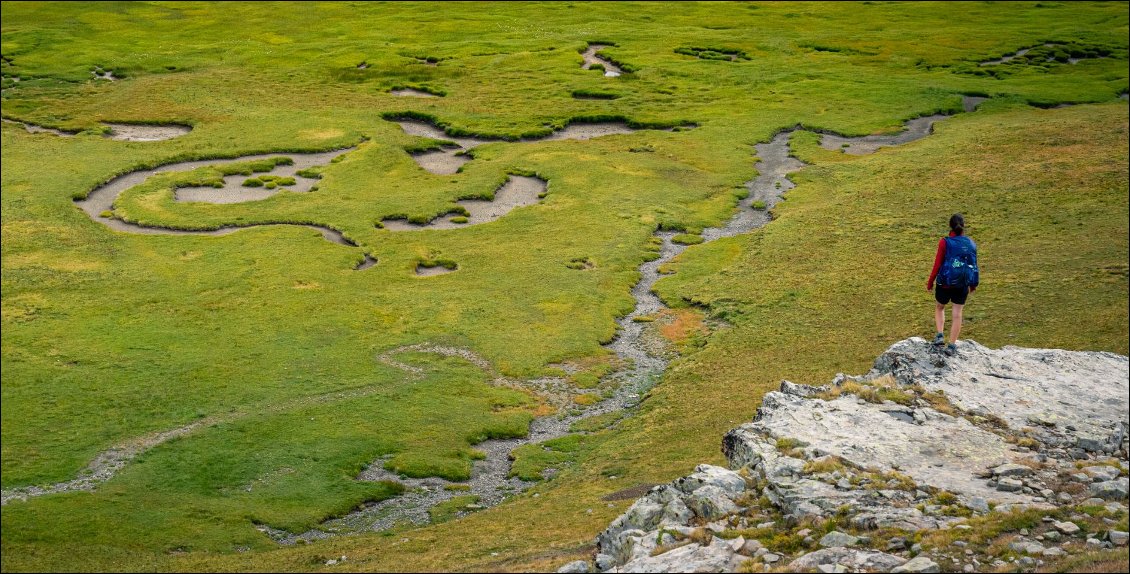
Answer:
[
  {"left": 872, "top": 338, "right": 1128, "bottom": 455},
  {"left": 561, "top": 339, "right": 1128, "bottom": 573}
]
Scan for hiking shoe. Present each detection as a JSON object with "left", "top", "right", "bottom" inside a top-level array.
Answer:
[
  {"left": 932, "top": 332, "right": 945, "bottom": 346},
  {"left": 944, "top": 343, "right": 957, "bottom": 357}
]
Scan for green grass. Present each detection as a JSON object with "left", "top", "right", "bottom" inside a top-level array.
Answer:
[
  {"left": 1, "top": 1, "right": 1127, "bottom": 572},
  {"left": 428, "top": 495, "right": 482, "bottom": 525}
]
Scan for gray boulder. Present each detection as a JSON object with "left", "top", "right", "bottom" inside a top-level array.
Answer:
[
  {"left": 674, "top": 465, "right": 747, "bottom": 496},
  {"left": 871, "top": 338, "right": 1128, "bottom": 453},
  {"left": 1083, "top": 465, "right": 1120, "bottom": 482},
  {"left": 992, "top": 463, "right": 1033, "bottom": 477},
  {"left": 891, "top": 556, "right": 941, "bottom": 573},
  {"left": 685, "top": 485, "right": 741, "bottom": 521},
  {"left": 614, "top": 537, "right": 747, "bottom": 573},
  {"left": 726, "top": 391, "right": 1032, "bottom": 507},
  {"left": 1090, "top": 478, "right": 1129, "bottom": 500},
  {"left": 1053, "top": 520, "right": 1080, "bottom": 535},
  {"left": 818, "top": 531, "right": 861, "bottom": 548},
  {"left": 556, "top": 560, "right": 591, "bottom": 573},
  {"left": 789, "top": 548, "right": 907, "bottom": 572}
]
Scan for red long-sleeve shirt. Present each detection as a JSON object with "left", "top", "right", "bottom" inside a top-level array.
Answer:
[
  {"left": 927, "top": 232, "right": 956, "bottom": 288},
  {"left": 928, "top": 231, "right": 977, "bottom": 290}
]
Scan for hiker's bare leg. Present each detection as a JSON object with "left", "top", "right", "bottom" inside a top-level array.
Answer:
[
  {"left": 950, "top": 304, "right": 964, "bottom": 343},
  {"left": 935, "top": 303, "right": 946, "bottom": 334}
]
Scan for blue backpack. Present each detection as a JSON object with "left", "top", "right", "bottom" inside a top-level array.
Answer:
[{"left": 940, "top": 235, "right": 979, "bottom": 288}]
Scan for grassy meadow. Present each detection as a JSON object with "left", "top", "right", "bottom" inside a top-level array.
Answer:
[{"left": 1, "top": 2, "right": 1127, "bottom": 571}]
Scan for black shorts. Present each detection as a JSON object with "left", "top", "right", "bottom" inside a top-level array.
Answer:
[{"left": 935, "top": 285, "right": 969, "bottom": 305}]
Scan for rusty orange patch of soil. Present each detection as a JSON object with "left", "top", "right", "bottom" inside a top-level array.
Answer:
[{"left": 657, "top": 308, "right": 708, "bottom": 344}]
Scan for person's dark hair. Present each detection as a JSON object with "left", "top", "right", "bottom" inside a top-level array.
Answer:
[{"left": 949, "top": 213, "right": 965, "bottom": 235}]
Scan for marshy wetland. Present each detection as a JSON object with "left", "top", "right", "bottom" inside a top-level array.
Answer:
[{"left": 2, "top": 2, "right": 1127, "bottom": 572}]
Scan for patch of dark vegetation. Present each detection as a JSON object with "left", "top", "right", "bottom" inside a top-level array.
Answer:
[
  {"left": 295, "top": 167, "right": 322, "bottom": 179},
  {"left": 593, "top": 50, "right": 638, "bottom": 73},
  {"left": 1026, "top": 99, "right": 1079, "bottom": 109},
  {"left": 102, "top": 118, "right": 195, "bottom": 128},
  {"left": 242, "top": 174, "right": 297, "bottom": 188},
  {"left": 389, "top": 84, "right": 447, "bottom": 97},
  {"left": 796, "top": 43, "right": 878, "bottom": 56},
  {"left": 565, "top": 256, "right": 595, "bottom": 270},
  {"left": 402, "top": 139, "right": 460, "bottom": 154},
  {"left": 400, "top": 52, "right": 449, "bottom": 65},
  {"left": 70, "top": 145, "right": 358, "bottom": 203},
  {"left": 571, "top": 89, "right": 621, "bottom": 100},
  {"left": 385, "top": 112, "right": 695, "bottom": 141},
  {"left": 959, "top": 40, "right": 1123, "bottom": 78},
  {"left": 675, "top": 46, "right": 751, "bottom": 61},
  {"left": 656, "top": 221, "right": 700, "bottom": 234},
  {"left": 602, "top": 483, "right": 659, "bottom": 501},
  {"left": 549, "top": 114, "right": 696, "bottom": 133},
  {"left": 417, "top": 258, "right": 458, "bottom": 271},
  {"left": 582, "top": 40, "right": 620, "bottom": 49}
]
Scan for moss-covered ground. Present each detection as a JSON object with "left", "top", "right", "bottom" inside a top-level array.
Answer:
[{"left": 2, "top": 2, "right": 1127, "bottom": 571}]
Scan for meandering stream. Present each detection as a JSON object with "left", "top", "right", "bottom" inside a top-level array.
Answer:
[{"left": 5, "top": 99, "right": 989, "bottom": 540}]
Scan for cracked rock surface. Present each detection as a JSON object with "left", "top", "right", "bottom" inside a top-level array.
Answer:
[{"left": 561, "top": 339, "right": 1128, "bottom": 573}]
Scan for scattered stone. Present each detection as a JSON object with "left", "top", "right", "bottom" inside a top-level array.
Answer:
[
  {"left": 577, "top": 339, "right": 1128, "bottom": 573},
  {"left": 790, "top": 548, "right": 906, "bottom": 572},
  {"left": 615, "top": 538, "right": 748, "bottom": 573},
  {"left": 1008, "top": 540, "right": 1045, "bottom": 555},
  {"left": 556, "top": 560, "right": 591, "bottom": 573},
  {"left": 595, "top": 553, "right": 621, "bottom": 571},
  {"left": 1053, "top": 520, "right": 1080, "bottom": 535},
  {"left": 739, "top": 538, "right": 764, "bottom": 556},
  {"left": 819, "top": 531, "right": 861, "bottom": 548},
  {"left": 997, "top": 478, "right": 1024, "bottom": 492},
  {"left": 1083, "top": 466, "right": 1121, "bottom": 482},
  {"left": 1090, "top": 478, "right": 1129, "bottom": 500},
  {"left": 1108, "top": 530, "right": 1128, "bottom": 546},
  {"left": 992, "top": 463, "right": 1033, "bottom": 477}
]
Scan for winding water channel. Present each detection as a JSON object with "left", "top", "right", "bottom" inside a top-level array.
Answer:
[
  {"left": 260, "top": 102, "right": 984, "bottom": 542},
  {"left": 5, "top": 99, "right": 987, "bottom": 540}
]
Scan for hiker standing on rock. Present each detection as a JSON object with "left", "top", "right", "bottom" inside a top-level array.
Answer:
[{"left": 927, "top": 213, "right": 979, "bottom": 356}]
